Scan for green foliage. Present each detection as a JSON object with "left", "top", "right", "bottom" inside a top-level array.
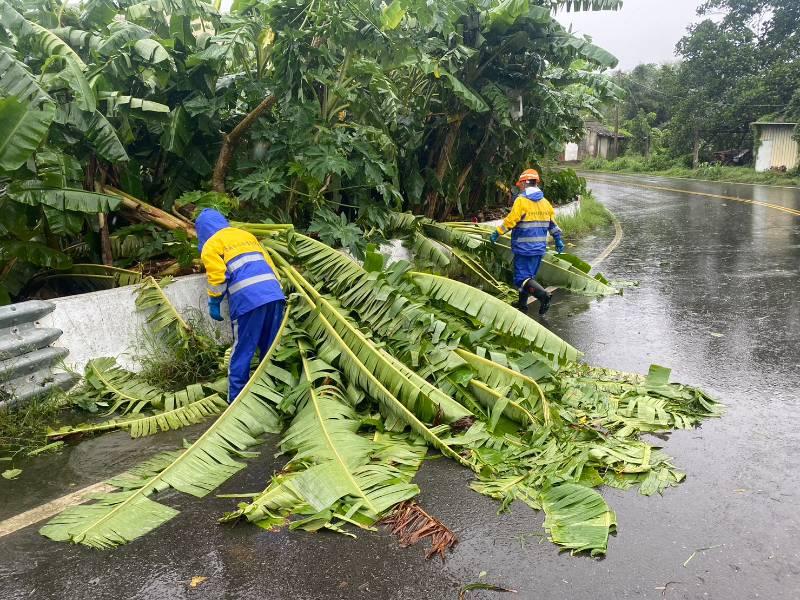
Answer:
[
  {"left": 599, "top": 2, "right": 800, "bottom": 165},
  {"left": 550, "top": 193, "right": 614, "bottom": 238},
  {"left": 49, "top": 394, "right": 227, "bottom": 439},
  {"left": 0, "top": 0, "right": 628, "bottom": 299},
  {"left": 0, "top": 391, "right": 68, "bottom": 460},
  {"left": 0, "top": 96, "right": 54, "bottom": 170},
  {"left": 542, "top": 168, "right": 587, "bottom": 205},
  {"left": 307, "top": 209, "right": 367, "bottom": 260}
]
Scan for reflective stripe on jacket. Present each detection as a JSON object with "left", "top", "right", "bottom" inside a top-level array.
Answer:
[
  {"left": 495, "top": 187, "right": 562, "bottom": 256},
  {"left": 196, "top": 210, "right": 285, "bottom": 320}
]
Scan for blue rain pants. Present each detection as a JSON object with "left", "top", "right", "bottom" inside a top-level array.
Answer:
[
  {"left": 513, "top": 254, "right": 544, "bottom": 289},
  {"left": 228, "top": 299, "right": 285, "bottom": 403}
]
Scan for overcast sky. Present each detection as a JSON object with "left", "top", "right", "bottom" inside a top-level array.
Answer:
[{"left": 557, "top": 0, "right": 706, "bottom": 70}]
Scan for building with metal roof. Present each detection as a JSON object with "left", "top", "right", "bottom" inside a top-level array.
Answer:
[{"left": 751, "top": 122, "right": 799, "bottom": 173}]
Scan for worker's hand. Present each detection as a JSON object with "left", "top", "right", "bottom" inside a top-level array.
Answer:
[
  {"left": 489, "top": 231, "right": 500, "bottom": 244},
  {"left": 555, "top": 237, "right": 565, "bottom": 254},
  {"left": 208, "top": 297, "right": 224, "bottom": 321}
]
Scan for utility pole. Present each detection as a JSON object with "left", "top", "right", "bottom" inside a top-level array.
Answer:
[{"left": 613, "top": 103, "right": 620, "bottom": 159}]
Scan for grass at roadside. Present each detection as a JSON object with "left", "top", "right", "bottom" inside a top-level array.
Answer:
[
  {"left": 558, "top": 192, "right": 613, "bottom": 239},
  {"left": 580, "top": 157, "right": 800, "bottom": 187},
  {"left": 0, "top": 393, "right": 69, "bottom": 462}
]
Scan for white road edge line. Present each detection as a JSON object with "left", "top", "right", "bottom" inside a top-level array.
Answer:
[
  {"left": 0, "top": 481, "right": 115, "bottom": 538},
  {"left": 590, "top": 210, "right": 623, "bottom": 269}
]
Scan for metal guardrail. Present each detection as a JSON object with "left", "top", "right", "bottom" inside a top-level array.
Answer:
[{"left": 0, "top": 300, "right": 78, "bottom": 409}]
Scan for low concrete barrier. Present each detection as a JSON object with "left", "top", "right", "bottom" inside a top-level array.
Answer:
[{"left": 38, "top": 274, "right": 226, "bottom": 374}]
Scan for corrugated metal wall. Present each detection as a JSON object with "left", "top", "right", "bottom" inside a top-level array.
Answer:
[
  {"left": 755, "top": 125, "right": 799, "bottom": 171},
  {"left": 0, "top": 300, "right": 78, "bottom": 409}
]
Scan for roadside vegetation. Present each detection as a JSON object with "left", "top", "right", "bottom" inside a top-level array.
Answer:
[
  {"left": 587, "top": 1, "right": 800, "bottom": 172},
  {"left": 0, "top": 392, "right": 69, "bottom": 465},
  {"left": 581, "top": 157, "right": 800, "bottom": 187},
  {"left": 557, "top": 192, "right": 613, "bottom": 238}
]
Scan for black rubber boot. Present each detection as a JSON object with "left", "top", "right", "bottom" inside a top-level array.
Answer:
[
  {"left": 517, "top": 290, "right": 530, "bottom": 313},
  {"left": 537, "top": 292, "right": 552, "bottom": 315},
  {"left": 525, "top": 279, "right": 552, "bottom": 315}
]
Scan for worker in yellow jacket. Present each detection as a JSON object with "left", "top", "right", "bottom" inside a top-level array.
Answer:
[
  {"left": 196, "top": 209, "right": 286, "bottom": 403},
  {"left": 489, "top": 169, "right": 564, "bottom": 315}
]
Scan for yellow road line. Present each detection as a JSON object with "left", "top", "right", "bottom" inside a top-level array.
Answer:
[
  {"left": 584, "top": 174, "right": 800, "bottom": 217},
  {"left": 0, "top": 481, "right": 115, "bottom": 538},
  {"left": 590, "top": 210, "right": 623, "bottom": 269}
]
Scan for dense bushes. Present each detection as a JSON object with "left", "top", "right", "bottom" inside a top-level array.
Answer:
[{"left": 542, "top": 168, "right": 587, "bottom": 205}]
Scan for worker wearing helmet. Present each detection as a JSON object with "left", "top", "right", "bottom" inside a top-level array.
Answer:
[
  {"left": 489, "top": 169, "right": 565, "bottom": 315},
  {"left": 196, "top": 209, "right": 286, "bottom": 403}
]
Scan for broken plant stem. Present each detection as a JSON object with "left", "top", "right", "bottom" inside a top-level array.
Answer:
[{"left": 382, "top": 501, "right": 457, "bottom": 561}]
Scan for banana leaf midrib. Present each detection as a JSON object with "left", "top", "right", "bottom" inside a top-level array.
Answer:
[
  {"left": 47, "top": 394, "right": 225, "bottom": 439},
  {"left": 299, "top": 346, "right": 379, "bottom": 514},
  {"left": 455, "top": 348, "right": 551, "bottom": 426},
  {"left": 275, "top": 257, "right": 474, "bottom": 470},
  {"left": 66, "top": 310, "right": 289, "bottom": 543}
]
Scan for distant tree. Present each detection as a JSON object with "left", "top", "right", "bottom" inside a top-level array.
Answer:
[{"left": 627, "top": 109, "right": 657, "bottom": 156}]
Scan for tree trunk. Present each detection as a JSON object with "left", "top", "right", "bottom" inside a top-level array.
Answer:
[
  {"left": 98, "top": 213, "right": 113, "bottom": 266},
  {"left": 692, "top": 127, "right": 701, "bottom": 169},
  {"left": 424, "top": 114, "right": 464, "bottom": 219},
  {"left": 212, "top": 95, "right": 277, "bottom": 193}
]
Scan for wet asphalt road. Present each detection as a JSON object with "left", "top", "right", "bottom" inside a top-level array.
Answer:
[{"left": 2, "top": 173, "right": 800, "bottom": 600}]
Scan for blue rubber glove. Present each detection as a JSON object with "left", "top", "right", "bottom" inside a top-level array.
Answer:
[
  {"left": 489, "top": 231, "right": 500, "bottom": 244},
  {"left": 555, "top": 237, "right": 565, "bottom": 254},
  {"left": 208, "top": 296, "right": 224, "bottom": 321}
]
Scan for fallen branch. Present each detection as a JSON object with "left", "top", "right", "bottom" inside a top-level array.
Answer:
[
  {"left": 381, "top": 501, "right": 457, "bottom": 561},
  {"left": 100, "top": 185, "right": 196, "bottom": 237}
]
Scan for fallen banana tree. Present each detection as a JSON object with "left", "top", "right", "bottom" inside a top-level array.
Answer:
[{"left": 40, "top": 226, "right": 720, "bottom": 557}]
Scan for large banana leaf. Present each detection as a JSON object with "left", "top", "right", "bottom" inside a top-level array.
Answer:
[
  {"left": 40, "top": 309, "right": 289, "bottom": 548},
  {"left": 49, "top": 26, "right": 102, "bottom": 51},
  {"left": 540, "top": 483, "right": 616, "bottom": 556},
  {"left": 57, "top": 55, "right": 96, "bottom": 113},
  {"left": 278, "top": 261, "right": 474, "bottom": 468},
  {"left": 467, "top": 379, "right": 538, "bottom": 428},
  {"left": 539, "top": 253, "right": 617, "bottom": 296},
  {"left": 78, "top": 357, "right": 169, "bottom": 414},
  {"left": 135, "top": 276, "right": 191, "bottom": 348},
  {"left": 410, "top": 231, "right": 450, "bottom": 269},
  {"left": 0, "top": 46, "right": 52, "bottom": 104},
  {"left": 223, "top": 342, "right": 422, "bottom": 532},
  {"left": 409, "top": 271, "right": 581, "bottom": 364},
  {"left": 7, "top": 181, "right": 122, "bottom": 212},
  {"left": 456, "top": 348, "right": 551, "bottom": 426},
  {"left": 0, "top": 97, "right": 55, "bottom": 170},
  {"left": 0, "top": 0, "right": 86, "bottom": 68},
  {"left": 56, "top": 103, "right": 129, "bottom": 162},
  {"left": 0, "top": 239, "right": 71, "bottom": 269}
]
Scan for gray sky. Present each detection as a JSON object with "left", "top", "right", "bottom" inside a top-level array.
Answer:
[{"left": 557, "top": 0, "right": 706, "bottom": 70}]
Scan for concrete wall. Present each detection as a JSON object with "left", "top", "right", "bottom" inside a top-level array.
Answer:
[{"left": 39, "top": 274, "right": 227, "bottom": 374}]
